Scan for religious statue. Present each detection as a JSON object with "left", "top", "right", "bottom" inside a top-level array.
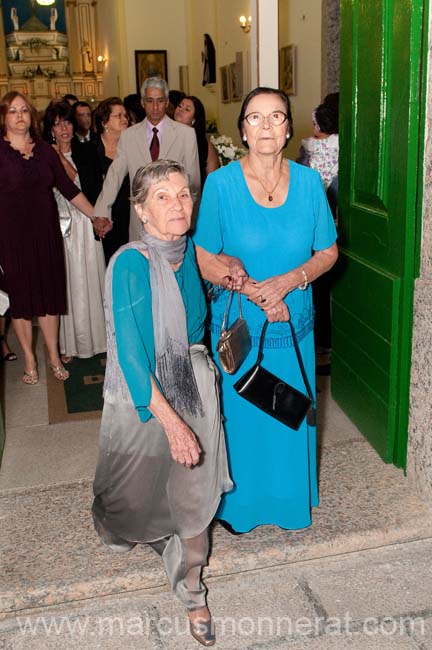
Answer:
[
  {"left": 11, "top": 8, "right": 19, "bottom": 32},
  {"left": 81, "top": 41, "right": 93, "bottom": 72},
  {"left": 50, "top": 8, "right": 58, "bottom": 31}
]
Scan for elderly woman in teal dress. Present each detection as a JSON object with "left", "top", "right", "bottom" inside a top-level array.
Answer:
[
  {"left": 92, "top": 160, "right": 231, "bottom": 647},
  {"left": 193, "top": 87, "right": 338, "bottom": 534}
]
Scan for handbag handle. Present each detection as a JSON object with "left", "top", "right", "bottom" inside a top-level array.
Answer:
[
  {"left": 256, "top": 319, "right": 315, "bottom": 406},
  {"left": 220, "top": 291, "right": 243, "bottom": 332}
]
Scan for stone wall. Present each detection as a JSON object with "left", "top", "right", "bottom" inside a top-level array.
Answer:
[
  {"left": 321, "top": 0, "right": 339, "bottom": 96},
  {"left": 407, "top": 8, "right": 432, "bottom": 498}
]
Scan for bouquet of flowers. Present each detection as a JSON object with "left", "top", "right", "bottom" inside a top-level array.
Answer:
[{"left": 210, "top": 135, "right": 245, "bottom": 166}]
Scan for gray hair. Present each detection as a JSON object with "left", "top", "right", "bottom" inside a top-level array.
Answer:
[
  {"left": 140, "top": 77, "right": 169, "bottom": 99},
  {"left": 130, "top": 160, "right": 190, "bottom": 206}
]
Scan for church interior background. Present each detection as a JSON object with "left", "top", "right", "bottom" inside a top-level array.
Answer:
[{"left": 0, "top": 0, "right": 102, "bottom": 110}]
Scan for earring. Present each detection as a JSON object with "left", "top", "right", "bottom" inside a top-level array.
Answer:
[
  {"left": 104, "top": 125, "right": 109, "bottom": 132},
  {"left": 142, "top": 218, "right": 148, "bottom": 224},
  {"left": 242, "top": 136, "right": 247, "bottom": 142},
  {"left": 52, "top": 134, "right": 56, "bottom": 144}
]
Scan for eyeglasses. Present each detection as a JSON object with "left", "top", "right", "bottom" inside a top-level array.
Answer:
[{"left": 244, "top": 111, "right": 288, "bottom": 127}]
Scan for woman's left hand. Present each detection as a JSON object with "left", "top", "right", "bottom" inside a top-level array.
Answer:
[
  {"left": 263, "top": 300, "right": 290, "bottom": 323},
  {"left": 248, "top": 274, "right": 292, "bottom": 308}
]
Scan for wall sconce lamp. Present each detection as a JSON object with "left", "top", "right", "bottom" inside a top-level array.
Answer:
[
  {"left": 239, "top": 15, "right": 252, "bottom": 33},
  {"left": 97, "top": 55, "right": 108, "bottom": 64},
  {"left": 36, "top": 0, "right": 55, "bottom": 5}
]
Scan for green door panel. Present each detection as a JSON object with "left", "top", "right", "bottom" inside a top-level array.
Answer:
[
  {"left": 334, "top": 0, "right": 426, "bottom": 468},
  {"left": 332, "top": 253, "right": 401, "bottom": 461}
]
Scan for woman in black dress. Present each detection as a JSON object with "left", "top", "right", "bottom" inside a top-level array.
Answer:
[
  {"left": 94, "top": 97, "right": 130, "bottom": 262},
  {"left": 174, "top": 95, "right": 219, "bottom": 190},
  {"left": 0, "top": 92, "right": 95, "bottom": 384}
]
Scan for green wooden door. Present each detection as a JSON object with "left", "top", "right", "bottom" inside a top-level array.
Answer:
[{"left": 333, "top": 0, "right": 426, "bottom": 468}]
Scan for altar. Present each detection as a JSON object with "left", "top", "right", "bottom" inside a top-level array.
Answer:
[{"left": 0, "top": 0, "right": 103, "bottom": 110}]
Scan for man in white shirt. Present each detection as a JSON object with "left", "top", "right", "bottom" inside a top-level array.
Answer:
[{"left": 93, "top": 78, "right": 200, "bottom": 241}]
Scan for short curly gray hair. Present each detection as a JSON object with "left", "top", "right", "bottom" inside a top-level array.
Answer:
[{"left": 130, "top": 160, "right": 190, "bottom": 206}]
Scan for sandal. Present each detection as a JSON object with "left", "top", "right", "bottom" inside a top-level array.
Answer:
[
  {"left": 23, "top": 367, "right": 39, "bottom": 385},
  {"left": 49, "top": 364, "right": 70, "bottom": 381}
]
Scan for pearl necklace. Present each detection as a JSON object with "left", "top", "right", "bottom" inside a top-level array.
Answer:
[{"left": 248, "top": 160, "right": 283, "bottom": 202}]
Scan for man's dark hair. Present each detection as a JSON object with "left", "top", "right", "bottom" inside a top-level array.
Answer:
[{"left": 62, "top": 93, "right": 79, "bottom": 104}]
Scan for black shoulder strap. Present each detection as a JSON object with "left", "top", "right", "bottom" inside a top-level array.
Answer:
[{"left": 256, "top": 319, "right": 314, "bottom": 405}]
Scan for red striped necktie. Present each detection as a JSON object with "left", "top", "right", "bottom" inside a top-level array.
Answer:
[{"left": 150, "top": 127, "right": 159, "bottom": 161}]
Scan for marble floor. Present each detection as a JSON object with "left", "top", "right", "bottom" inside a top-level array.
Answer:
[
  {"left": 2, "top": 328, "right": 432, "bottom": 618},
  {"left": 0, "top": 329, "right": 360, "bottom": 491}
]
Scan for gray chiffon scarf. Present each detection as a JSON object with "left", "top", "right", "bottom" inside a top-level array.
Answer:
[{"left": 103, "top": 233, "right": 204, "bottom": 418}]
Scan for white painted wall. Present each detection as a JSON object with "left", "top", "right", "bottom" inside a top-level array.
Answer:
[
  {"left": 279, "top": 0, "right": 323, "bottom": 158},
  {"left": 96, "top": 0, "right": 323, "bottom": 152},
  {"left": 184, "top": 0, "right": 218, "bottom": 129},
  {"left": 97, "top": 0, "right": 127, "bottom": 97},
  {"left": 215, "top": 0, "right": 251, "bottom": 143}
]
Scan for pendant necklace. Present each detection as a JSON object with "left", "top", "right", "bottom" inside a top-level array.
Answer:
[{"left": 248, "top": 160, "right": 283, "bottom": 202}]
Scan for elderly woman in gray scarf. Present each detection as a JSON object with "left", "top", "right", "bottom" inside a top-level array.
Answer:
[{"left": 92, "top": 160, "right": 232, "bottom": 647}]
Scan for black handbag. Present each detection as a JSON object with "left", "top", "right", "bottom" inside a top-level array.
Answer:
[
  {"left": 234, "top": 320, "right": 316, "bottom": 430},
  {"left": 216, "top": 291, "right": 252, "bottom": 374}
]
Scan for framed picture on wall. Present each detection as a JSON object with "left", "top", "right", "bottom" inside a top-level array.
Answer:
[
  {"left": 230, "top": 55, "right": 243, "bottom": 101},
  {"left": 179, "top": 65, "right": 189, "bottom": 94},
  {"left": 135, "top": 50, "right": 168, "bottom": 93},
  {"left": 279, "top": 45, "right": 296, "bottom": 95},
  {"left": 220, "top": 65, "right": 231, "bottom": 103}
]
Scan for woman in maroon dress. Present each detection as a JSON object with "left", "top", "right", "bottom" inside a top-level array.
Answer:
[{"left": 0, "top": 92, "right": 95, "bottom": 385}]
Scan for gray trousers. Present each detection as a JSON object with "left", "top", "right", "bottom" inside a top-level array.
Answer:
[
  {"left": 150, "top": 528, "right": 209, "bottom": 610},
  {"left": 92, "top": 512, "right": 209, "bottom": 611}
]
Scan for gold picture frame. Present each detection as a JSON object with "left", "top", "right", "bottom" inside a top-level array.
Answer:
[
  {"left": 135, "top": 50, "right": 168, "bottom": 93},
  {"left": 220, "top": 65, "right": 231, "bottom": 103},
  {"left": 279, "top": 45, "right": 296, "bottom": 96},
  {"left": 179, "top": 65, "right": 189, "bottom": 94},
  {"left": 230, "top": 54, "right": 243, "bottom": 102}
]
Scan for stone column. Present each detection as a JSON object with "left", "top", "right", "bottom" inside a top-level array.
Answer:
[
  {"left": 76, "top": 0, "right": 98, "bottom": 76},
  {"left": 321, "top": 0, "right": 340, "bottom": 97},
  {"left": 407, "top": 8, "right": 432, "bottom": 499},
  {"left": 65, "top": 0, "right": 83, "bottom": 74},
  {"left": 0, "top": 1, "right": 10, "bottom": 80}
]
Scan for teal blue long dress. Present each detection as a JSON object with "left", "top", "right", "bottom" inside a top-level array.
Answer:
[{"left": 193, "top": 160, "right": 337, "bottom": 532}]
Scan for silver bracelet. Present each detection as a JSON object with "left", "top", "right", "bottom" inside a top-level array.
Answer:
[{"left": 298, "top": 268, "right": 308, "bottom": 291}]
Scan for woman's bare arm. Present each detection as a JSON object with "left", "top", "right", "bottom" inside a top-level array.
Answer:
[
  {"left": 195, "top": 245, "right": 248, "bottom": 291},
  {"left": 206, "top": 139, "right": 220, "bottom": 175},
  {"left": 148, "top": 376, "right": 201, "bottom": 468},
  {"left": 247, "top": 243, "right": 338, "bottom": 308}
]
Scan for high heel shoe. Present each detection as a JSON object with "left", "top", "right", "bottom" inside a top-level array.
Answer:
[
  {"left": 0, "top": 335, "right": 17, "bottom": 361},
  {"left": 189, "top": 616, "right": 215, "bottom": 646},
  {"left": 49, "top": 364, "right": 69, "bottom": 381},
  {"left": 22, "top": 367, "right": 39, "bottom": 385}
]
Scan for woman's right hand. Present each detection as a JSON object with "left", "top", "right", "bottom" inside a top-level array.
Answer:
[
  {"left": 263, "top": 300, "right": 290, "bottom": 323},
  {"left": 165, "top": 418, "right": 202, "bottom": 467},
  {"left": 148, "top": 376, "right": 201, "bottom": 468}
]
